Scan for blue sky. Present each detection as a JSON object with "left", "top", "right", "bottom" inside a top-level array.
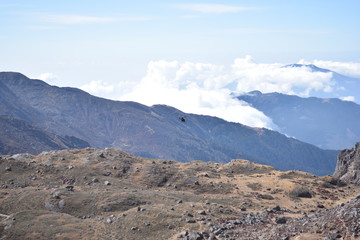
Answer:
[
  {"left": 1, "top": 0, "right": 359, "bottom": 78},
  {"left": 1, "top": 0, "right": 360, "bottom": 128}
]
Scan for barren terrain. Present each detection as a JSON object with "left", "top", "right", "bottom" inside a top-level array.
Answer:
[{"left": 1, "top": 148, "right": 359, "bottom": 239}]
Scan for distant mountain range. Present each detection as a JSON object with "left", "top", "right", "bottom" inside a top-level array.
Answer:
[
  {"left": 0, "top": 72, "right": 338, "bottom": 175},
  {"left": 237, "top": 90, "right": 360, "bottom": 150}
]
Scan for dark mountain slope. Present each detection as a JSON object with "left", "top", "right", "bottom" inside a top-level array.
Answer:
[
  {"left": 238, "top": 91, "right": 360, "bottom": 150},
  {"left": 0, "top": 77, "right": 44, "bottom": 123},
  {"left": 0, "top": 72, "right": 338, "bottom": 175},
  {"left": 0, "top": 115, "right": 90, "bottom": 155}
]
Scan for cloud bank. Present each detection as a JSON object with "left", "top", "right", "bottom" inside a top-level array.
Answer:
[
  {"left": 79, "top": 56, "right": 359, "bottom": 129},
  {"left": 232, "top": 56, "right": 334, "bottom": 96},
  {"left": 300, "top": 60, "right": 360, "bottom": 78},
  {"left": 119, "top": 60, "right": 277, "bottom": 129}
]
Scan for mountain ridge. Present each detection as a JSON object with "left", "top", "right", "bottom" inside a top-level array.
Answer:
[{"left": 0, "top": 71, "right": 338, "bottom": 175}]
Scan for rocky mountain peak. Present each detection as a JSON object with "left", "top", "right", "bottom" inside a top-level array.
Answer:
[
  {"left": 282, "top": 64, "right": 330, "bottom": 72},
  {"left": 333, "top": 142, "right": 360, "bottom": 185}
]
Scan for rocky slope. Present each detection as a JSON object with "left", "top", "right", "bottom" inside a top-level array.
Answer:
[
  {"left": 0, "top": 148, "right": 359, "bottom": 240},
  {"left": 333, "top": 142, "right": 360, "bottom": 185},
  {"left": 0, "top": 72, "right": 338, "bottom": 175}
]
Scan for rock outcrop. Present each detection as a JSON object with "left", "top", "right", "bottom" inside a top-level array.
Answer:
[{"left": 334, "top": 142, "right": 360, "bottom": 185}]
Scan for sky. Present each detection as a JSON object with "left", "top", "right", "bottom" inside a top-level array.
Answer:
[{"left": 1, "top": 0, "right": 360, "bottom": 129}]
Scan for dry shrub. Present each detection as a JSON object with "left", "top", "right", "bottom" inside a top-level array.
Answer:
[{"left": 289, "top": 186, "right": 312, "bottom": 198}]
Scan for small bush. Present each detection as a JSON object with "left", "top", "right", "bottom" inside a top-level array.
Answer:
[{"left": 289, "top": 186, "right": 312, "bottom": 198}]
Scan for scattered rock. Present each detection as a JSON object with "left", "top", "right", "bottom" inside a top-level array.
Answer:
[
  {"left": 45, "top": 199, "right": 65, "bottom": 212},
  {"left": 325, "top": 233, "right": 342, "bottom": 240},
  {"left": 272, "top": 205, "right": 282, "bottom": 212},
  {"left": 104, "top": 181, "right": 111, "bottom": 186},
  {"left": 198, "top": 210, "right": 206, "bottom": 215},
  {"left": 208, "top": 233, "right": 216, "bottom": 240},
  {"left": 275, "top": 217, "right": 287, "bottom": 224},
  {"left": 188, "top": 232, "right": 203, "bottom": 240},
  {"left": 177, "top": 231, "right": 188, "bottom": 238},
  {"left": 52, "top": 191, "right": 61, "bottom": 199},
  {"left": 137, "top": 207, "right": 146, "bottom": 212}
]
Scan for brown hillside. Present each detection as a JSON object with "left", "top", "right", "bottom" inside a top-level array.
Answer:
[{"left": 0, "top": 148, "right": 359, "bottom": 240}]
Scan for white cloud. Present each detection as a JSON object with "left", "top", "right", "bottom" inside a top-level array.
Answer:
[
  {"left": 341, "top": 96, "right": 356, "bottom": 102},
  {"left": 37, "top": 14, "right": 150, "bottom": 25},
  {"left": 232, "top": 55, "right": 335, "bottom": 96},
  {"left": 175, "top": 4, "right": 255, "bottom": 14},
  {"left": 310, "top": 60, "right": 360, "bottom": 78},
  {"left": 80, "top": 80, "right": 115, "bottom": 95},
  {"left": 37, "top": 72, "right": 58, "bottom": 84},
  {"left": 120, "top": 59, "right": 277, "bottom": 129},
  {"left": 79, "top": 56, "right": 359, "bottom": 130}
]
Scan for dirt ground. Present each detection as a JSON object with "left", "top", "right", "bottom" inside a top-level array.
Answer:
[{"left": 1, "top": 148, "right": 358, "bottom": 240}]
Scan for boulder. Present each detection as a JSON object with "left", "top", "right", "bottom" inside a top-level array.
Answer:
[{"left": 333, "top": 142, "right": 360, "bottom": 185}]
